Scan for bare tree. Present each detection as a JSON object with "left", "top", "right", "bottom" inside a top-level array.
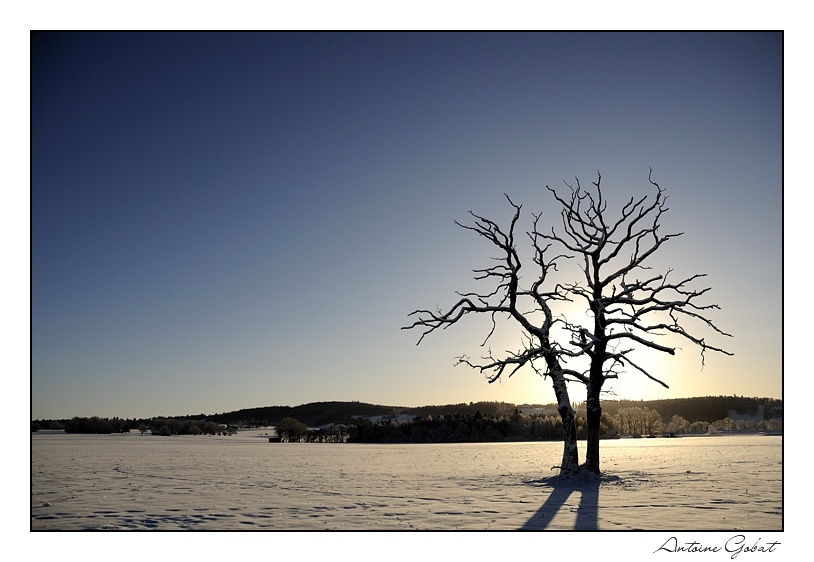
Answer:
[
  {"left": 541, "top": 170, "right": 733, "bottom": 473},
  {"left": 403, "top": 197, "right": 584, "bottom": 475}
]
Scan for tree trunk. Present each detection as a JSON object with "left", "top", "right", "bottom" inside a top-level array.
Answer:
[
  {"left": 585, "top": 297, "right": 606, "bottom": 475},
  {"left": 558, "top": 401, "right": 579, "bottom": 474},
  {"left": 550, "top": 367, "right": 579, "bottom": 475},
  {"left": 584, "top": 385, "right": 602, "bottom": 474}
]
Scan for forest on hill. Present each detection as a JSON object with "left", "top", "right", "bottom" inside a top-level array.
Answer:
[
  {"left": 202, "top": 395, "right": 783, "bottom": 427},
  {"left": 594, "top": 395, "right": 783, "bottom": 424},
  {"left": 32, "top": 395, "right": 782, "bottom": 438}
]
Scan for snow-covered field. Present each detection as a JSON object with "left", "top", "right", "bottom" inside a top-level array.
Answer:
[{"left": 31, "top": 432, "right": 780, "bottom": 531}]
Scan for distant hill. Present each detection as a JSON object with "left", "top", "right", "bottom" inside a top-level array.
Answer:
[
  {"left": 204, "top": 396, "right": 782, "bottom": 427},
  {"left": 594, "top": 396, "right": 783, "bottom": 424},
  {"left": 206, "top": 400, "right": 513, "bottom": 427},
  {"left": 32, "top": 395, "right": 783, "bottom": 429},
  {"left": 207, "top": 401, "right": 403, "bottom": 427}
]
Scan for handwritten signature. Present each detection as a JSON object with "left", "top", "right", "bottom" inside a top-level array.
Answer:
[{"left": 655, "top": 535, "right": 780, "bottom": 559}]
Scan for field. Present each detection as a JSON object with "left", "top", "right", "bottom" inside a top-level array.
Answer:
[{"left": 31, "top": 432, "right": 781, "bottom": 531}]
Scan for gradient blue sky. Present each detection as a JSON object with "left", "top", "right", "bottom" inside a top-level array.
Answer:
[{"left": 31, "top": 32, "right": 782, "bottom": 419}]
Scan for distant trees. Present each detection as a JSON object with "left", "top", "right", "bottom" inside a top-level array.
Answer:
[
  {"left": 36, "top": 415, "right": 234, "bottom": 436},
  {"left": 276, "top": 417, "right": 308, "bottom": 442},
  {"left": 64, "top": 416, "right": 130, "bottom": 434},
  {"left": 614, "top": 407, "right": 663, "bottom": 436},
  {"left": 661, "top": 414, "right": 709, "bottom": 435},
  {"left": 30, "top": 399, "right": 782, "bottom": 443},
  {"left": 145, "top": 418, "right": 229, "bottom": 436},
  {"left": 344, "top": 411, "right": 581, "bottom": 444},
  {"left": 31, "top": 419, "right": 64, "bottom": 432},
  {"left": 707, "top": 417, "right": 759, "bottom": 434},
  {"left": 666, "top": 415, "right": 691, "bottom": 435},
  {"left": 79, "top": 397, "right": 772, "bottom": 430},
  {"left": 597, "top": 396, "right": 781, "bottom": 426},
  {"left": 329, "top": 407, "right": 778, "bottom": 443}
]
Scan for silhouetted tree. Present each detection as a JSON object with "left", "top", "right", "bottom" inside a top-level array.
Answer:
[
  {"left": 404, "top": 170, "right": 733, "bottom": 475},
  {"left": 542, "top": 170, "right": 732, "bottom": 472},
  {"left": 404, "top": 196, "right": 584, "bottom": 475}
]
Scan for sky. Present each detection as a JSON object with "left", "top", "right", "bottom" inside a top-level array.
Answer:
[{"left": 30, "top": 32, "right": 783, "bottom": 420}]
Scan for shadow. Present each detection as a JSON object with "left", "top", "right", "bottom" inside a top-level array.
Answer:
[{"left": 520, "top": 473, "right": 601, "bottom": 530}]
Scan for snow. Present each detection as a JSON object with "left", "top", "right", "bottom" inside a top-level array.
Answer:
[
  {"left": 31, "top": 432, "right": 780, "bottom": 533},
  {"left": 31, "top": 430, "right": 783, "bottom": 553}
]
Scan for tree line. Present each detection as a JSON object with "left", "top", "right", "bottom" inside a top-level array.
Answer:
[
  {"left": 347, "top": 410, "right": 574, "bottom": 443},
  {"left": 599, "top": 396, "right": 783, "bottom": 425},
  {"left": 31, "top": 416, "right": 237, "bottom": 436},
  {"left": 31, "top": 406, "right": 782, "bottom": 440},
  {"left": 275, "top": 406, "right": 782, "bottom": 444},
  {"left": 207, "top": 400, "right": 509, "bottom": 427},
  {"left": 31, "top": 395, "right": 782, "bottom": 436}
]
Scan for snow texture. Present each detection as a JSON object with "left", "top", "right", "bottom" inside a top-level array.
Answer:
[{"left": 31, "top": 433, "right": 781, "bottom": 530}]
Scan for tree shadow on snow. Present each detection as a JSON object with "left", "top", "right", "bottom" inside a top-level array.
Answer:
[{"left": 520, "top": 471, "right": 609, "bottom": 530}]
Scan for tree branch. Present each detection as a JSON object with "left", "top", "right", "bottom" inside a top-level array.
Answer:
[
  {"left": 542, "top": 169, "right": 732, "bottom": 388},
  {"left": 403, "top": 195, "right": 579, "bottom": 385}
]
